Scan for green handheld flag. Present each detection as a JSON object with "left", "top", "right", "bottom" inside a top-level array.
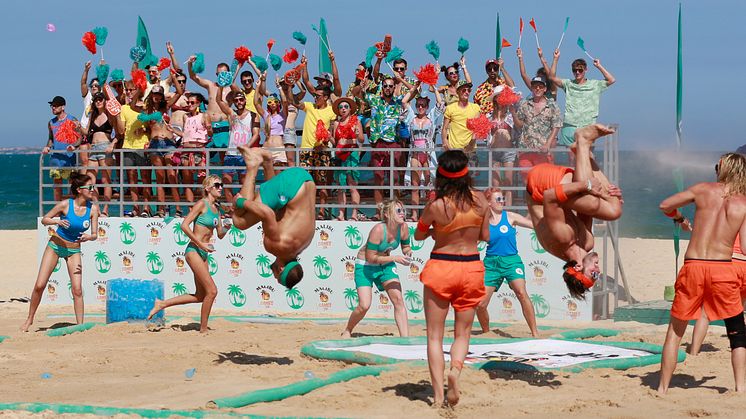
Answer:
[
  {"left": 557, "top": 17, "right": 570, "bottom": 49},
  {"left": 673, "top": 4, "right": 684, "bottom": 272},
  {"left": 496, "top": 13, "right": 502, "bottom": 59},
  {"left": 316, "top": 19, "right": 332, "bottom": 75},
  {"left": 135, "top": 17, "right": 158, "bottom": 70},
  {"left": 577, "top": 36, "right": 595, "bottom": 61}
]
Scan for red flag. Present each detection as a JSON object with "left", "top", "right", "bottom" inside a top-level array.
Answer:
[
  {"left": 267, "top": 39, "right": 275, "bottom": 53},
  {"left": 502, "top": 38, "right": 512, "bottom": 48},
  {"left": 519, "top": 17, "right": 524, "bottom": 34},
  {"left": 529, "top": 18, "right": 538, "bottom": 32}
]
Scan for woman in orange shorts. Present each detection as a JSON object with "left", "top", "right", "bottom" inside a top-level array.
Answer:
[{"left": 414, "top": 150, "right": 489, "bottom": 407}]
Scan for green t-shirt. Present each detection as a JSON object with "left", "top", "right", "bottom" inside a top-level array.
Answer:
[{"left": 560, "top": 79, "right": 608, "bottom": 127}]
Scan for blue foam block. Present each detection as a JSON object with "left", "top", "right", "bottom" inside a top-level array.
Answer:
[{"left": 106, "top": 278, "right": 165, "bottom": 325}]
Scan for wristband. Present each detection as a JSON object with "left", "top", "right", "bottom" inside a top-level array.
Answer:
[
  {"left": 555, "top": 184, "right": 569, "bottom": 203},
  {"left": 586, "top": 179, "right": 592, "bottom": 192},
  {"left": 416, "top": 219, "right": 430, "bottom": 233}
]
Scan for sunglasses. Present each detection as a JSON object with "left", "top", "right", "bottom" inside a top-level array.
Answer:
[
  {"left": 212, "top": 182, "right": 223, "bottom": 189},
  {"left": 394, "top": 67, "right": 406, "bottom": 71},
  {"left": 176, "top": 79, "right": 187, "bottom": 84},
  {"left": 187, "top": 101, "right": 198, "bottom": 105},
  {"left": 79, "top": 185, "right": 96, "bottom": 191},
  {"left": 241, "top": 79, "right": 253, "bottom": 84},
  {"left": 125, "top": 88, "right": 137, "bottom": 92},
  {"left": 383, "top": 84, "right": 395, "bottom": 88},
  {"left": 447, "top": 71, "right": 458, "bottom": 76},
  {"left": 572, "top": 68, "right": 585, "bottom": 74},
  {"left": 416, "top": 103, "right": 428, "bottom": 108},
  {"left": 338, "top": 104, "right": 350, "bottom": 109},
  {"left": 395, "top": 207, "right": 405, "bottom": 214},
  {"left": 94, "top": 97, "right": 105, "bottom": 102},
  {"left": 495, "top": 196, "right": 506, "bottom": 203}
]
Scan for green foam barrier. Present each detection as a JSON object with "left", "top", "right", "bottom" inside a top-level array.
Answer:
[
  {"left": 209, "top": 365, "right": 393, "bottom": 408},
  {"left": 46, "top": 322, "right": 100, "bottom": 337},
  {"left": 551, "top": 328, "right": 620, "bottom": 339},
  {"left": 0, "top": 335, "right": 8, "bottom": 343},
  {"left": 0, "top": 402, "right": 273, "bottom": 418}
]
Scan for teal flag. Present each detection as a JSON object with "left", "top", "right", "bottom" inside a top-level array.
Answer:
[
  {"left": 136, "top": 16, "right": 158, "bottom": 70},
  {"left": 496, "top": 13, "right": 502, "bottom": 59},
  {"left": 673, "top": 4, "right": 684, "bottom": 270},
  {"left": 318, "top": 18, "right": 332, "bottom": 74}
]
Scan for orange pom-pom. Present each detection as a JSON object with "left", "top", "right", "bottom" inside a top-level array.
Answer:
[
  {"left": 132, "top": 69, "right": 147, "bottom": 92},
  {"left": 355, "top": 69, "right": 367, "bottom": 81},
  {"left": 467, "top": 114, "right": 494, "bottom": 140},
  {"left": 234, "top": 46, "right": 252, "bottom": 65},
  {"left": 497, "top": 86, "right": 521, "bottom": 107},
  {"left": 414, "top": 63, "right": 439, "bottom": 86},
  {"left": 82, "top": 32, "right": 97, "bottom": 55},
  {"left": 314, "top": 120, "right": 330, "bottom": 145},
  {"left": 283, "top": 48, "right": 299, "bottom": 64},
  {"left": 157, "top": 57, "right": 171, "bottom": 71},
  {"left": 56, "top": 120, "right": 80, "bottom": 144}
]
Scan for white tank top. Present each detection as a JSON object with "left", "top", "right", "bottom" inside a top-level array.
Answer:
[{"left": 227, "top": 111, "right": 254, "bottom": 156}]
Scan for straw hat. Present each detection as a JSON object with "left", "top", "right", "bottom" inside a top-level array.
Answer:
[{"left": 332, "top": 97, "right": 358, "bottom": 117}]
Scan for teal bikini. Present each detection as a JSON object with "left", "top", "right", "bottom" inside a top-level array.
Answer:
[
  {"left": 185, "top": 199, "right": 221, "bottom": 261},
  {"left": 354, "top": 223, "right": 410, "bottom": 291}
]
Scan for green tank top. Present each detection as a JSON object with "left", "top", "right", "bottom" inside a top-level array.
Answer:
[
  {"left": 368, "top": 223, "right": 406, "bottom": 253},
  {"left": 195, "top": 199, "right": 220, "bottom": 229}
]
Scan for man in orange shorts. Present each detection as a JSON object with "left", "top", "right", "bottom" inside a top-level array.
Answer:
[
  {"left": 525, "top": 124, "right": 623, "bottom": 299},
  {"left": 657, "top": 153, "right": 746, "bottom": 394}
]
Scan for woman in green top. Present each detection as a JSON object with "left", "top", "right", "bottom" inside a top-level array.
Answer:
[
  {"left": 342, "top": 199, "right": 412, "bottom": 338},
  {"left": 148, "top": 175, "right": 227, "bottom": 333}
]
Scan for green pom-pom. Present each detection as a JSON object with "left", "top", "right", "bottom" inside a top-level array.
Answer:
[
  {"left": 425, "top": 40, "right": 440, "bottom": 61},
  {"left": 385, "top": 46, "right": 404, "bottom": 64},
  {"left": 110, "top": 69, "right": 124, "bottom": 82},
  {"left": 457, "top": 38, "right": 470, "bottom": 54},
  {"left": 268, "top": 54, "right": 282, "bottom": 71},
  {"left": 292, "top": 31, "right": 307, "bottom": 45},
  {"left": 365, "top": 46, "right": 378, "bottom": 68},
  {"left": 217, "top": 71, "right": 233, "bottom": 87},
  {"left": 251, "top": 56, "right": 268, "bottom": 73},
  {"left": 96, "top": 64, "right": 110, "bottom": 85},
  {"left": 92, "top": 26, "right": 108, "bottom": 46},
  {"left": 193, "top": 53, "right": 205, "bottom": 74},
  {"left": 129, "top": 46, "right": 145, "bottom": 62},
  {"left": 137, "top": 111, "right": 163, "bottom": 123}
]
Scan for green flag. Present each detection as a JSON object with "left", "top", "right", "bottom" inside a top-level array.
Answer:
[
  {"left": 496, "top": 13, "right": 502, "bottom": 59},
  {"left": 135, "top": 16, "right": 158, "bottom": 70},
  {"left": 318, "top": 18, "right": 332, "bottom": 75},
  {"left": 673, "top": 4, "right": 684, "bottom": 270}
]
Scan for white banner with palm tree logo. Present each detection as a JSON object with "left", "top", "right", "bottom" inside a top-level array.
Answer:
[{"left": 37, "top": 218, "right": 591, "bottom": 321}]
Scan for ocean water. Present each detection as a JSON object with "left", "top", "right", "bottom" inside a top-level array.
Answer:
[{"left": 0, "top": 150, "right": 725, "bottom": 237}]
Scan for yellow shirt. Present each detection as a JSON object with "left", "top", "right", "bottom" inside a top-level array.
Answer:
[
  {"left": 244, "top": 89, "right": 259, "bottom": 115},
  {"left": 120, "top": 105, "right": 149, "bottom": 150},
  {"left": 300, "top": 102, "right": 336, "bottom": 149},
  {"left": 444, "top": 102, "right": 481, "bottom": 151}
]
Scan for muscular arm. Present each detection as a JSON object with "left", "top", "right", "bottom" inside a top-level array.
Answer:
[
  {"left": 165, "top": 73, "right": 184, "bottom": 108},
  {"left": 508, "top": 211, "right": 534, "bottom": 229},
  {"left": 329, "top": 51, "right": 343, "bottom": 97},
  {"left": 659, "top": 186, "right": 697, "bottom": 215},
  {"left": 595, "top": 59, "right": 616, "bottom": 86},
  {"left": 300, "top": 56, "right": 319, "bottom": 96},
  {"left": 540, "top": 48, "right": 563, "bottom": 88},
  {"left": 216, "top": 86, "right": 236, "bottom": 117},
  {"left": 187, "top": 61, "right": 211, "bottom": 90}
]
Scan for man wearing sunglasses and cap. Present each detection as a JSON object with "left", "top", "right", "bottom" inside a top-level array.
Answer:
[
  {"left": 44, "top": 95, "right": 84, "bottom": 202},
  {"left": 300, "top": 51, "right": 342, "bottom": 103},
  {"left": 474, "top": 58, "right": 515, "bottom": 116},
  {"left": 231, "top": 147, "right": 316, "bottom": 290}
]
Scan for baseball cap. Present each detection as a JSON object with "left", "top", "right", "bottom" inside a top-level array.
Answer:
[
  {"left": 530, "top": 76, "right": 547, "bottom": 85},
  {"left": 456, "top": 82, "right": 473, "bottom": 91},
  {"left": 48, "top": 96, "right": 66, "bottom": 106},
  {"left": 150, "top": 85, "right": 165, "bottom": 95},
  {"left": 313, "top": 72, "right": 333, "bottom": 82}
]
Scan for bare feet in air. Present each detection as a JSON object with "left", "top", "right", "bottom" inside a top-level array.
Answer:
[
  {"left": 147, "top": 299, "right": 164, "bottom": 320},
  {"left": 574, "top": 123, "right": 615, "bottom": 147}
]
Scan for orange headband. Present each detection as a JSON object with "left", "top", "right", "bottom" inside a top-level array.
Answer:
[
  {"left": 437, "top": 166, "right": 469, "bottom": 178},
  {"left": 566, "top": 266, "right": 596, "bottom": 289}
]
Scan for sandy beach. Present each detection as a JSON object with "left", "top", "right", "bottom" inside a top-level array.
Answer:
[{"left": 1, "top": 230, "right": 744, "bottom": 418}]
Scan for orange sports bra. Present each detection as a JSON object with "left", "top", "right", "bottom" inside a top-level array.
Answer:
[{"left": 433, "top": 197, "right": 484, "bottom": 234}]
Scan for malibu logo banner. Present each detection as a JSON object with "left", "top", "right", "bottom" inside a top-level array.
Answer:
[
  {"left": 146, "top": 221, "right": 165, "bottom": 245},
  {"left": 340, "top": 255, "right": 357, "bottom": 280},
  {"left": 407, "top": 226, "right": 425, "bottom": 251},
  {"left": 407, "top": 256, "right": 424, "bottom": 281},
  {"left": 93, "top": 280, "right": 107, "bottom": 302},
  {"left": 226, "top": 253, "right": 244, "bottom": 278},
  {"left": 145, "top": 251, "right": 164, "bottom": 275},
  {"left": 311, "top": 255, "right": 333, "bottom": 280},
  {"left": 228, "top": 225, "right": 247, "bottom": 247},
  {"left": 531, "top": 294, "right": 551, "bottom": 319},
  {"left": 227, "top": 284, "right": 247, "bottom": 307},
  {"left": 255, "top": 253, "right": 273, "bottom": 278},
  {"left": 119, "top": 221, "right": 136, "bottom": 245},
  {"left": 285, "top": 288, "right": 304, "bottom": 310},
  {"left": 373, "top": 288, "right": 392, "bottom": 313},
  {"left": 496, "top": 291, "right": 518, "bottom": 318},
  {"left": 93, "top": 250, "right": 111, "bottom": 274},
  {"left": 118, "top": 250, "right": 136, "bottom": 274},
  {"left": 96, "top": 220, "right": 111, "bottom": 245},
  {"left": 171, "top": 251, "right": 188, "bottom": 275},
  {"left": 403, "top": 290, "right": 423, "bottom": 314},
  {"left": 343, "top": 224, "right": 364, "bottom": 250},
  {"left": 314, "top": 286, "right": 334, "bottom": 311},
  {"left": 47, "top": 279, "right": 60, "bottom": 302},
  {"left": 171, "top": 282, "right": 189, "bottom": 296},
  {"left": 172, "top": 223, "right": 189, "bottom": 246},
  {"left": 562, "top": 295, "right": 582, "bottom": 320},
  {"left": 528, "top": 260, "right": 549, "bottom": 286},
  {"left": 315, "top": 224, "right": 334, "bottom": 249},
  {"left": 256, "top": 285, "right": 275, "bottom": 308}
]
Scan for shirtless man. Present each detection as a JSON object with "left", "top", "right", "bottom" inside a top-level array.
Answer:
[
  {"left": 231, "top": 147, "right": 316, "bottom": 289},
  {"left": 525, "top": 124, "right": 623, "bottom": 298},
  {"left": 186, "top": 56, "right": 230, "bottom": 148},
  {"left": 657, "top": 153, "right": 746, "bottom": 394}
]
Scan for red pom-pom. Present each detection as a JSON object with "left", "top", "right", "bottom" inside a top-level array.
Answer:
[
  {"left": 497, "top": 86, "right": 521, "bottom": 107},
  {"left": 467, "top": 114, "right": 494, "bottom": 140},
  {"left": 56, "top": 120, "right": 80, "bottom": 144},
  {"left": 355, "top": 69, "right": 367, "bottom": 81},
  {"left": 267, "top": 39, "right": 275, "bottom": 53},
  {"left": 282, "top": 48, "right": 299, "bottom": 64},
  {"left": 314, "top": 120, "right": 330, "bottom": 145},
  {"left": 157, "top": 57, "right": 171, "bottom": 72},
  {"left": 414, "top": 63, "right": 439, "bottom": 86},
  {"left": 234, "top": 46, "right": 252, "bottom": 65},
  {"left": 132, "top": 69, "right": 147, "bottom": 92},
  {"left": 82, "top": 32, "right": 97, "bottom": 55}
]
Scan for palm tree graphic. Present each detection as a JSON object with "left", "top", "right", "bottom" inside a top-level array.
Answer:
[
  {"left": 313, "top": 255, "right": 332, "bottom": 279},
  {"left": 208, "top": 254, "right": 218, "bottom": 275},
  {"left": 285, "top": 288, "right": 304, "bottom": 309},
  {"left": 255, "top": 254, "right": 272, "bottom": 278},
  {"left": 530, "top": 294, "right": 551, "bottom": 318},
  {"left": 229, "top": 225, "right": 247, "bottom": 247},
  {"left": 146, "top": 251, "right": 164, "bottom": 274},
  {"left": 408, "top": 226, "right": 424, "bottom": 251},
  {"left": 172, "top": 282, "right": 188, "bottom": 296},
  {"left": 227, "top": 284, "right": 246, "bottom": 307},
  {"left": 477, "top": 241, "right": 487, "bottom": 252},
  {"left": 529, "top": 231, "right": 546, "bottom": 254},
  {"left": 404, "top": 290, "right": 423, "bottom": 313},
  {"left": 94, "top": 250, "right": 111, "bottom": 273},
  {"left": 119, "top": 222, "right": 136, "bottom": 245},
  {"left": 344, "top": 225, "right": 363, "bottom": 249},
  {"left": 172, "top": 223, "right": 188, "bottom": 245},
  {"left": 343, "top": 288, "right": 359, "bottom": 311}
]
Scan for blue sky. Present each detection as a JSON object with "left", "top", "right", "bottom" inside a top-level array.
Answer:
[{"left": 0, "top": 0, "right": 742, "bottom": 150}]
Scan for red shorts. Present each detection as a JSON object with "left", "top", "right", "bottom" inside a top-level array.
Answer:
[
  {"left": 518, "top": 152, "right": 554, "bottom": 180},
  {"left": 371, "top": 140, "right": 404, "bottom": 181},
  {"left": 525, "top": 163, "right": 573, "bottom": 203},
  {"left": 670, "top": 259, "right": 743, "bottom": 321},
  {"left": 735, "top": 258, "right": 746, "bottom": 298},
  {"left": 420, "top": 254, "right": 485, "bottom": 311}
]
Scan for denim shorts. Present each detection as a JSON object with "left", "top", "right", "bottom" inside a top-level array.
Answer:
[
  {"left": 88, "top": 142, "right": 112, "bottom": 161},
  {"left": 223, "top": 154, "right": 246, "bottom": 175},
  {"left": 283, "top": 127, "right": 297, "bottom": 146},
  {"left": 147, "top": 138, "right": 177, "bottom": 158},
  {"left": 123, "top": 150, "right": 149, "bottom": 168}
]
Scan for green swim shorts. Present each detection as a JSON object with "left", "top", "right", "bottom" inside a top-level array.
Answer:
[
  {"left": 354, "top": 259, "right": 400, "bottom": 292},
  {"left": 185, "top": 242, "right": 208, "bottom": 261},
  {"left": 559, "top": 124, "right": 577, "bottom": 147},
  {"left": 47, "top": 241, "right": 81, "bottom": 259},
  {"left": 259, "top": 167, "right": 313, "bottom": 210},
  {"left": 483, "top": 254, "right": 525, "bottom": 290}
]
